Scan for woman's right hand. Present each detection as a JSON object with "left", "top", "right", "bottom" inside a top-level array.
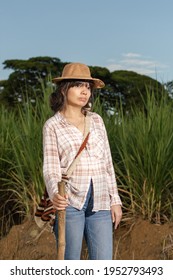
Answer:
[{"left": 52, "top": 193, "right": 69, "bottom": 210}]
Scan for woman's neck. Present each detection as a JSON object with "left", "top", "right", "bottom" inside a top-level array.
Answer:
[
  {"left": 61, "top": 106, "right": 84, "bottom": 119},
  {"left": 61, "top": 107, "right": 86, "bottom": 133}
]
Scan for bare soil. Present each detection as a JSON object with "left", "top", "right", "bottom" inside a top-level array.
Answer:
[{"left": 0, "top": 216, "right": 173, "bottom": 260}]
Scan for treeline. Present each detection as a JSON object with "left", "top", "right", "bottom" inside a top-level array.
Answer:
[{"left": 0, "top": 56, "right": 167, "bottom": 112}]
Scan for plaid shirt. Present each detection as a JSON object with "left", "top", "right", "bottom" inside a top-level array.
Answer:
[{"left": 43, "top": 111, "right": 122, "bottom": 211}]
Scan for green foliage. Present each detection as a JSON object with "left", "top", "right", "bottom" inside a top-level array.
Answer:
[
  {"left": 100, "top": 70, "right": 166, "bottom": 112},
  {"left": 0, "top": 56, "right": 66, "bottom": 106},
  {"left": 90, "top": 65, "right": 111, "bottom": 84},
  {"left": 0, "top": 79, "right": 53, "bottom": 237},
  {"left": 104, "top": 88, "right": 173, "bottom": 223}
]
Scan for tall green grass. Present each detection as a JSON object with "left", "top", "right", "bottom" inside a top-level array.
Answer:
[
  {"left": 1, "top": 83, "right": 173, "bottom": 238},
  {"left": 0, "top": 80, "right": 53, "bottom": 237},
  {"left": 105, "top": 89, "right": 173, "bottom": 223},
  {"left": 0, "top": 106, "right": 18, "bottom": 235}
]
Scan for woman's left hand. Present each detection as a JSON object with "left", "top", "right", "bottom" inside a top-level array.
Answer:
[{"left": 111, "top": 205, "right": 122, "bottom": 230}]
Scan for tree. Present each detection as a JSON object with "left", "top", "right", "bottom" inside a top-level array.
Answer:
[
  {"left": 0, "top": 57, "right": 66, "bottom": 106},
  {"left": 98, "top": 70, "right": 166, "bottom": 112}
]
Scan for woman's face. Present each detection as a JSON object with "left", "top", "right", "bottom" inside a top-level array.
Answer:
[{"left": 65, "top": 82, "right": 92, "bottom": 108}]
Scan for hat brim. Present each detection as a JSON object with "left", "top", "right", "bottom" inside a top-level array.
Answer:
[{"left": 52, "top": 77, "right": 105, "bottom": 88}]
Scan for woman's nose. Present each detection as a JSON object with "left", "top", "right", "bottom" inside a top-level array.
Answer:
[{"left": 81, "top": 86, "right": 88, "bottom": 94}]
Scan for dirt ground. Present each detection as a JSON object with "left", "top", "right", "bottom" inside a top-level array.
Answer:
[{"left": 0, "top": 216, "right": 173, "bottom": 260}]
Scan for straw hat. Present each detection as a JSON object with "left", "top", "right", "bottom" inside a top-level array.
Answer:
[{"left": 52, "top": 62, "right": 105, "bottom": 88}]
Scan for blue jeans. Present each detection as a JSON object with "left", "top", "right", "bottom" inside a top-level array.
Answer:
[{"left": 54, "top": 183, "right": 113, "bottom": 260}]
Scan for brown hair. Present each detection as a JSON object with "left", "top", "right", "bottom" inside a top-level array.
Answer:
[{"left": 50, "top": 80, "right": 95, "bottom": 113}]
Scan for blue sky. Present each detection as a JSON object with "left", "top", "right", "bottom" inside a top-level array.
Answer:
[{"left": 0, "top": 0, "right": 173, "bottom": 83}]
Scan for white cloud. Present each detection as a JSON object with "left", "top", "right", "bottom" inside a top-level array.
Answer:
[
  {"left": 123, "top": 53, "right": 141, "bottom": 58},
  {"left": 106, "top": 53, "right": 168, "bottom": 78}
]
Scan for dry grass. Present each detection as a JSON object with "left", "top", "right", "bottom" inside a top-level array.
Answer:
[{"left": 162, "top": 232, "right": 173, "bottom": 259}]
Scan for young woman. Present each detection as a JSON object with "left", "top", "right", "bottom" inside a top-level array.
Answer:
[{"left": 43, "top": 62, "right": 122, "bottom": 260}]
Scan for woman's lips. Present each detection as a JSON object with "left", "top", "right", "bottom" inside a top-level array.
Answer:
[{"left": 79, "top": 98, "right": 87, "bottom": 102}]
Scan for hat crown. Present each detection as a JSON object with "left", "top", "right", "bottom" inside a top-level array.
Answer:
[
  {"left": 52, "top": 62, "right": 105, "bottom": 88},
  {"left": 62, "top": 63, "right": 91, "bottom": 79}
]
